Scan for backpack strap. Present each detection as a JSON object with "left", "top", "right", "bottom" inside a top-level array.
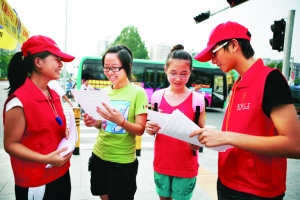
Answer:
[
  {"left": 192, "top": 91, "right": 205, "bottom": 124},
  {"left": 150, "top": 89, "right": 165, "bottom": 111}
]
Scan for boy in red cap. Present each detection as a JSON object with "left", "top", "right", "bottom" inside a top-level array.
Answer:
[
  {"left": 3, "top": 35, "right": 75, "bottom": 199},
  {"left": 190, "top": 21, "right": 300, "bottom": 199}
]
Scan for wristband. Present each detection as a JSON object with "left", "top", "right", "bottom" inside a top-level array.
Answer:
[{"left": 119, "top": 117, "right": 125, "bottom": 126}]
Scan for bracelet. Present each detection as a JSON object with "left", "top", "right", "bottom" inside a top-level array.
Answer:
[{"left": 119, "top": 117, "right": 125, "bottom": 126}]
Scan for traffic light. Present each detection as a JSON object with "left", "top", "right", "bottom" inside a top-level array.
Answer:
[
  {"left": 269, "top": 19, "right": 286, "bottom": 52},
  {"left": 227, "top": 0, "right": 249, "bottom": 7},
  {"left": 194, "top": 11, "right": 210, "bottom": 24}
]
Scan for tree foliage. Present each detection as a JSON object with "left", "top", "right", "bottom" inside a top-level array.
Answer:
[
  {"left": 267, "top": 62, "right": 283, "bottom": 72},
  {"left": 111, "top": 25, "right": 149, "bottom": 59},
  {"left": 0, "top": 49, "right": 14, "bottom": 78}
]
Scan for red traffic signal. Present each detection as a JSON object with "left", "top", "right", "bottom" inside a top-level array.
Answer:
[
  {"left": 227, "top": 0, "right": 249, "bottom": 7},
  {"left": 269, "top": 19, "right": 286, "bottom": 52},
  {"left": 194, "top": 11, "right": 210, "bottom": 24}
]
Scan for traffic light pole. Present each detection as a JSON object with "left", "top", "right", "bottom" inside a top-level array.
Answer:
[{"left": 282, "top": 10, "right": 295, "bottom": 80}]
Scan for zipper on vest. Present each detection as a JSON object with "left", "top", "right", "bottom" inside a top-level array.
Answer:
[{"left": 225, "top": 77, "right": 242, "bottom": 131}]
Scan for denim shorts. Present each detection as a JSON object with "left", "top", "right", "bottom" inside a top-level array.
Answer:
[
  {"left": 88, "top": 153, "right": 138, "bottom": 200},
  {"left": 154, "top": 171, "right": 196, "bottom": 200}
]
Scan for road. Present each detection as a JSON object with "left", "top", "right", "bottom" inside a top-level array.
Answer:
[{"left": 0, "top": 80, "right": 299, "bottom": 199}]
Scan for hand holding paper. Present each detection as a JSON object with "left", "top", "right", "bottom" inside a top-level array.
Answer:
[
  {"left": 46, "top": 111, "right": 78, "bottom": 168},
  {"left": 71, "top": 89, "right": 112, "bottom": 120},
  {"left": 150, "top": 109, "right": 232, "bottom": 152}
]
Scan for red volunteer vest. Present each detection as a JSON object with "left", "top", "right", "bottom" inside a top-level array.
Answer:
[
  {"left": 3, "top": 78, "right": 69, "bottom": 187},
  {"left": 219, "top": 59, "right": 287, "bottom": 198}
]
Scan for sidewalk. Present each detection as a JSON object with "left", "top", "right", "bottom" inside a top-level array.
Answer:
[{"left": 0, "top": 148, "right": 217, "bottom": 200}]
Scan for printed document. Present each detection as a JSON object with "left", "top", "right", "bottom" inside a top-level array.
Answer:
[
  {"left": 71, "top": 89, "right": 112, "bottom": 120},
  {"left": 46, "top": 111, "right": 78, "bottom": 168},
  {"left": 149, "top": 109, "right": 232, "bottom": 152},
  {"left": 147, "top": 109, "right": 171, "bottom": 127}
]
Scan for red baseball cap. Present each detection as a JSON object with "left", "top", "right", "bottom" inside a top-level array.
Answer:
[
  {"left": 21, "top": 35, "right": 75, "bottom": 62},
  {"left": 194, "top": 21, "right": 251, "bottom": 62}
]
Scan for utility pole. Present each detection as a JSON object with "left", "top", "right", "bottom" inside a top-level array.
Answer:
[
  {"left": 282, "top": 10, "right": 295, "bottom": 80},
  {"left": 63, "top": 0, "right": 69, "bottom": 90},
  {"left": 289, "top": 57, "right": 294, "bottom": 84}
]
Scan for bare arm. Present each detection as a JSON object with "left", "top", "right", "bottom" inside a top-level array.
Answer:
[
  {"left": 62, "top": 95, "right": 73, "bottom": 107},
  {"left": 227, "top": 104, "right": 300, "bottom": 158},
  {"left": 4, "top": 107, "right": 72, "bottom": 166},
  {"left": 96, "top": 103, "right": 147, "bottom": 136},
  {"left": 198, "top": 107, "right": 205, "bottom": 128},
  {"left": 190, "top": 104, "right": 300, "bottom": 158},
  {"left": 121, "top": 113, "right": 147, "bottom": 136}
]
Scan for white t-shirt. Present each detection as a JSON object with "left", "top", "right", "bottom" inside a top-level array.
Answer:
[
  {"left": 80, "top": 84, "right": 94, "bottom": 90},
  {"left": 48, "top": 80, "right": 65, "bottom": 96},
  {"left": 6, "top": 80, "right": 64, "bottom": 112}
]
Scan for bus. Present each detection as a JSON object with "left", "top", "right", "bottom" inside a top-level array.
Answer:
[{"left": 76, "top": 56, "right": 228, "bottom": 109}]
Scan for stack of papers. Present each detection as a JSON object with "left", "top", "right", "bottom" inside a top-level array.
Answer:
[
  {"left": 46, "top": 111, "right": 78, "bottom": 168},
  {"left": 147, "top": 109, "right": 232, "bottom": 152},
  {"left": 71, "top": 89, "right": 112, "bottom": 120}
]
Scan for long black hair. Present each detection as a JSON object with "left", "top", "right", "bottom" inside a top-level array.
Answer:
[
  {"left": 165, "top": 44, "right": 193, "bottom": 70},
  {"left": 6, "top": 51, "right": 51, "bottom": 96},
  {"left": 102, "top": 45, "right": 133, "bottom": 81}
]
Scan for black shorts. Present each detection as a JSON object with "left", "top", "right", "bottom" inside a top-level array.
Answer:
[
  {"left": 15, "top": 170, "right": 71, "bottom": 200},
  {"left": 217, "top": 178, "right": 285, "bottom": 200},
  {"left": 88, "top": 153, "right": 138, "bottom": 200}
]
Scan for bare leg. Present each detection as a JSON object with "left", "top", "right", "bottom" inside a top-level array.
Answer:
[
  {"left": 100, "top": 194, "right": 108, "bottom": 200},
  {"left": 159, "top": 196, "right": 172, "bottom": 200}
]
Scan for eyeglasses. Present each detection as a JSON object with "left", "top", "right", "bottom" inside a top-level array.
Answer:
[
  {"left": 167, "top": 73, "right": 190, "bottom": 79},
  {"left": 102, "top": 66, "right": 124, "bottom": 72},
  {"left": 211, "top": 41, "right": 228, "bottom": 58}
]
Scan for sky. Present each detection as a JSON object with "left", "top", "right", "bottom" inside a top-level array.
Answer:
[{"left": 6, "top": 0, "right": 300, "bottom": 72}]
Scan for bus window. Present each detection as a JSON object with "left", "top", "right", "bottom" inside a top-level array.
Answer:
[
  {"left": 145, "top": 69, "right": 155, "bottom": 102},
  {"left": 212, "top": 74, "right": 225, "bottom": 108},
  {"left": 156, "top": 70, "right": 167, "bottom": 89},
  {"left": 77, "top": 57, "right": 227, "bottom": 109},
  {"left": 189, "top": 69, "right": 213, "bottom": 107}
]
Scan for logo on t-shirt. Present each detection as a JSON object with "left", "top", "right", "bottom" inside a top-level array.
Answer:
[{"left": 103, "top": 100, "right": 130, "bottom": 134}]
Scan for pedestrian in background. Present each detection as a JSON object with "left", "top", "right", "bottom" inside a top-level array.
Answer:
[
  {"left": 193, "top": 80, "right": 202, "bottom": 92},
  {"left": 145, "top": 44, "right": 205, "bottom": 200},
  {"left": 48, "top": 79, "right": 73, "bottom": 107},
  {"left": 3, "top": 35, "right": 75, "bottom": 199},
  {"left": 66, "top": 79, "right": 75, "bottom": 101},
  {"left": 190, "top": 21, "right": 300, "bottom": 199},
  {"left": 83, "top": 44, "right": 148, "bottom": 200},
  {"left": 79, "top": 79, "right": 94, "bottom": 116},
  {"left": 80, "top": 79, "right": 94, "bottom": 90}
]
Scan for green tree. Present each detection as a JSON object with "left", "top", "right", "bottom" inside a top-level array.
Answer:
[
  {"left": 0, "top": 49, "right": 14, "bottom": 78},
  {"left": 267, "top": 62, "right": 283, "bottom": 72},
  {"left": 111, "top": 25, "right": 149, "bottom": 59}
]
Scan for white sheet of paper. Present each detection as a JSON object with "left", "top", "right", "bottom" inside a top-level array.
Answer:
[
  {"left": 147, "top": 110, "right": 171, "bottom": 127},
  {"left": 71, "top": 89, "right": 112, "bottom": 120},
  {"left": 46, "top": 111, "right": 78, "bottom": 168},
  {"left": 159, "top": 109, "right": 232, "bottom": 152}
]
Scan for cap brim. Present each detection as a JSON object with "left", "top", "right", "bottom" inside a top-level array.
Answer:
[
  {"left": 50, "top": 50, "right": 75, "bottom": 62},
  {"left": 194, "top": 44, "right": 214, "bottom": 62}
]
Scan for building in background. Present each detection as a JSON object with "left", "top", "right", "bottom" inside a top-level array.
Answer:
[
  {"left": 148, "top": 43, "right": 172, "bottom": 60},
  {"left": 96, "top": 36, "right": 113, "bottom": 56}
]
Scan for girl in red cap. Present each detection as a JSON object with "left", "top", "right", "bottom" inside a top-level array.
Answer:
[{"left": 3, "top": 35, "right": 75, "bottom": 199}]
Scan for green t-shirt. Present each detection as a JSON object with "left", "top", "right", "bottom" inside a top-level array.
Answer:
[{"left": 93, "top": 83, "right": 148, "bottom": 163}]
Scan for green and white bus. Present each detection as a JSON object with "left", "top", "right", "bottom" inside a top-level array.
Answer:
[{"left": 76, "top": 56, "right": 229, "bottom": 109}]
